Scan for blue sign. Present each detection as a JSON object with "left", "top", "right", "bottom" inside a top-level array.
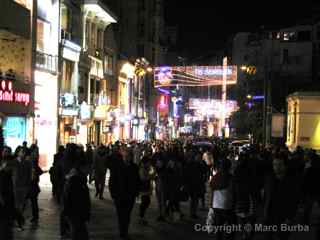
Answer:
[{"left": 252, "top": 95, "right": 265, "bottom": 100}]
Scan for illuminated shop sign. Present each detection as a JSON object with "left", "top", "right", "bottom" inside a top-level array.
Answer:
[
  {"left": 0, "top": 80, "right": 30, "bottom": 106},
  {"left": 80, "top": 101, "right": 91, "bottom": 120},
  {"left": 154, "top": 65, "right": 237, "bottom": 88}
]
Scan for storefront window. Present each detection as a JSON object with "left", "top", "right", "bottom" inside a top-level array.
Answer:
[{"left": 3, "top": 117, "right": 26, "bottom": 151}]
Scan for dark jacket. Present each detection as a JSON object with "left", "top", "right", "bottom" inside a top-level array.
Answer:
[
  {"left": 184, "top": 161, "right": 206, "bottom": 197},
  {"left": 63, "top": 168, "right": 91, "bottom": 222},
  {"left": 28, "top": 163, "right": 44, "bottom": 198},
  {"left": 0, "top": 167, "right": 15, "bottom": 219},
  {"left": 108, "top": 152, "right": 140, "bottom": 201},
  {"left": 264, "top": 173, "right": 300, "bottom": 223}
]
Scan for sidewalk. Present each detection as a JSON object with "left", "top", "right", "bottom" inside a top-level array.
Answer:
[{"left": 14, "top": 174, "right": 319, "bottom": 240}]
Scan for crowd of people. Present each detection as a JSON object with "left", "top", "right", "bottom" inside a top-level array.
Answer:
[
  {"left": 1, "top": 137, "right": 320, "bottom": 240},
  {"left": 0, "top": 142, "right": 44, "bottom": 239}
]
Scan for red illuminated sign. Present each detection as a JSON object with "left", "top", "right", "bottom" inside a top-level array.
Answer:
[{"left": 0, "top": 80, "right": 30, "bottom": 106}]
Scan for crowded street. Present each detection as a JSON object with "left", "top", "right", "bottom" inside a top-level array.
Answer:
[{"left": 1, "top": 0, "right": 320, "bottom": 240}]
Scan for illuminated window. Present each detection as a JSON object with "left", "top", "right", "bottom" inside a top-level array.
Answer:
[
  {"left": 60, "top": 4, "right": 72, "bottom": 38},
  {"left": 37, "top": 19, "right": 51, "bottom": 52},
  {"left": 97, "top": 28, "right": 103, "bottom": 50},
  {"left": 91, "top": 23, "right": 97, "bottom": 49},
  {"left": 14, "top": 0, "right": 32, "bottom": 10},
  {"left": 61, "top": 60, "right": 74, "bottom": 93},
  {"left": 283, "top": 32, "right": 289, "bottom": 41},
  {"left": 104, "top": 55, "right": 114, "bottom": 75},
  {"left": 85, "top": 20, "right": 90, "bottom": 49}
]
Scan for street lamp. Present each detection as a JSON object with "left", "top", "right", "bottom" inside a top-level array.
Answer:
[{"left": 133, "top": 58, "right": 153, "bottom": 140}]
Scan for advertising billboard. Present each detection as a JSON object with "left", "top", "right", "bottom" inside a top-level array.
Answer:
[
  {"left": 189, "top": 98, "right": 238, "bottom": 118},
  {"left": 154, "top": 65, "right": 237, "bottom": 88}
]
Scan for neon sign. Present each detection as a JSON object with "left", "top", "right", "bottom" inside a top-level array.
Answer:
[{"left": 0, "top": 80, "right": 30, "bottom": 106}]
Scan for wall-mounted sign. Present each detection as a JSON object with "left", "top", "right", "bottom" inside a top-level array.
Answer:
[
  {"left": 80, "top": 101, "right": 91, "bottom": 120},
  {"left": 60, "top": 93, "right": 77, "bottom": 108},
  {"left": 60, "top": 108, "right": 78, "bottom": 116},
  {"left": 0, "top": 80, "right": 30, "bottom": 106}
]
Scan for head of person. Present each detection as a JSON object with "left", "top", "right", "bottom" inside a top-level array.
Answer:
[
  {"left": 273, "top": 157, "right": 287, "bottom": 179},
  {"left": 58, "top": 145, "right": 65, "bottom": 154},
  {"left": 2, "top": 146, "right": 12, "bottom": 159},
  {"left": 17, "top": 147, "right": 26, "bottom": 160}
]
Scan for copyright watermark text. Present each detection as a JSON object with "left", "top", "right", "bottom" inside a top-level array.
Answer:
[{"left": 194, "top": 223, "right": 310, "bottom": 234}]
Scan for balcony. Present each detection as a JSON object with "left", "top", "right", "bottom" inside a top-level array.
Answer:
[
  {"left": 61, "top": 29, "right": 81, "bottom": 46},
  {"left": 36, "top": 51, "right": 58, "bottom": 74}
]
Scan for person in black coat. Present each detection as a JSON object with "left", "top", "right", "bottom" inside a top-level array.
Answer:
[
  {"left": 28, "top": 144, "right": 44, "bottom": 223},
  {"left": 50, "top": 145, "right": 65, "bottom": 201},
  {"left": 63, "top": 146, "right": 91, "bottom": 240},
  {"left": 107, "top": 145, "right": 140, "bottom": 240},
  {"left": 0, "top": 146, "right": 15, "bottom": 240},
  {"left": 263, "top": 157, "right": 301, "bottom": 240},
  {"left": 184, "top": 150, "right": 206, "bottom": 219}
]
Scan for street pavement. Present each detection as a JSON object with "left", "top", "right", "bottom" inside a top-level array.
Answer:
[{"left": 14, "top": 174, "right": 319, "bottom": 240}]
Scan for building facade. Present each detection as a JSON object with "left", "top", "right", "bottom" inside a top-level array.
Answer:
[
  {"left": 0, "top": 0, "right": 34, "bottom": 152},
  {"left": 232, "top": 24, "right": 315, "bottom": 143},
  {"left": 33, "top": 0, "right": 60, "bottom": 169}
]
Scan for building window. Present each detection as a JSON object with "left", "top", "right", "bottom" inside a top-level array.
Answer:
[
  {"left": 91, "top": 23, "right": 97, "bottom": 49},
  {"left": 104, "top": 55, "right": 114, "bottom": 75},
  {"left": 37, "top": 19, "right": 51, "bottom": 52},
  {"left": 61, "top": 60, "right": 74, "bottom": 93},
  {"left": 60, "top": 4, "right": 72, "bottom": 39},
  {"left": 97, "top": 28, "right": 103, "bottom": 50},
  {"left": 85, "top": 20, "right": 90, "bottom": 50},
  {"left": 282, "top": 49, "right": 289, "bottom": 64}
]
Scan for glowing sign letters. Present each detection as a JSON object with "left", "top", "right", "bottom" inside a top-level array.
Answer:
[{"left": 0, "top": 80, "right": 30, "bottom": 106}]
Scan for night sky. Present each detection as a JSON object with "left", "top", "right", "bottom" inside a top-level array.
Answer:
[{"left": 165, "top": 0, "right": 314, "bottom": 60}]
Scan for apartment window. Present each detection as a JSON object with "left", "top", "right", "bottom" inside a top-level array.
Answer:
[
  {"left": 61, "top": 60, "right": 74, "bottom": 93},
  {"left": 61, "top": 4, "right": 72, "bottom": 38},
  {"left": 85, "top": 20, "right": 90, "bottom": 49},
  {"left": 37, "top": 19, "right": 51, "bottom": 52},
  {"left": 283, "top": 49, "right": 289, "bottom": 64},
  {"left": 104, "top": 55, "right": 114, "bottom": 75},
  {"left": 91, "top": 23, "right": 97, "bottom": 49},
  {"left": 97, "top": 29, "right": 103, "bottom": 49}
]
